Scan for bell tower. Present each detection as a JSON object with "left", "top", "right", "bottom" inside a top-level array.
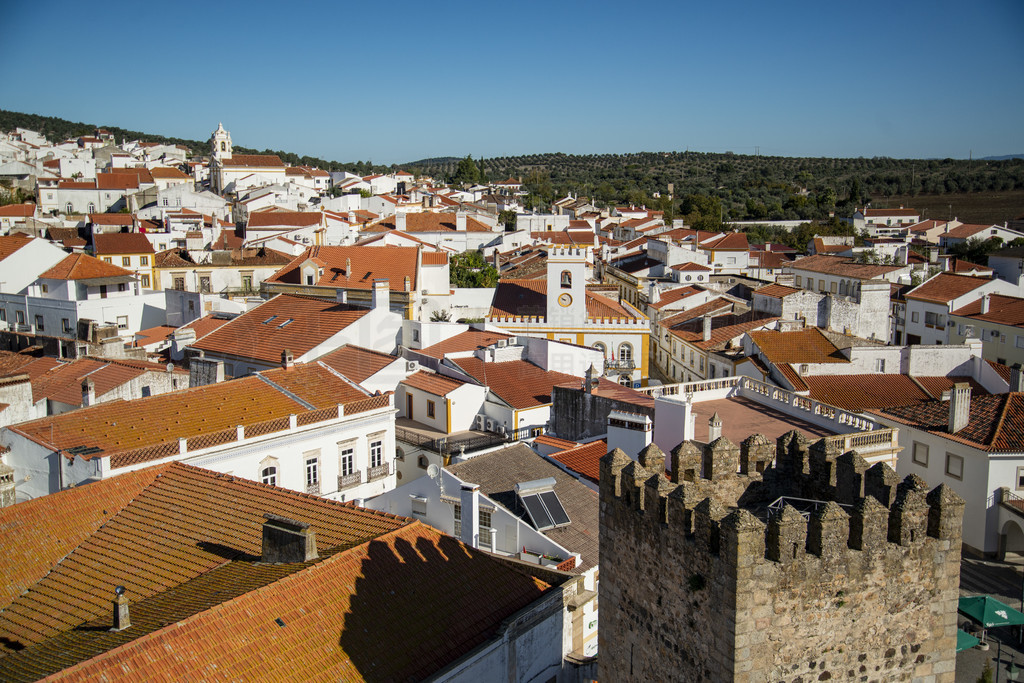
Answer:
[
  {"left": 546, "top": 247, "right": 588, "bottom": 328},
  {"left": 210, "top": 123, "right": 232, "bottom": 162}
]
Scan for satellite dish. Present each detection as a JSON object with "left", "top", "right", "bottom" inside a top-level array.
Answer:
[{"left": 427, "top": 464, "right": 440, "bottom": 480}]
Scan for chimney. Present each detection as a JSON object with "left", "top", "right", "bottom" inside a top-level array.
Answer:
[
  {"left": 456, "top": 212, "right": 467, "bottom": 232},
  {"left": 948, "top": 383, "right": 971, "bottom": 433},
  {"left": 111, "top": 586, "right": 130, "bottom": 631},
  {"left": 395, "top": 212, "right": 406, "bottom": 231},
  {"left": 584, "top": 363, "right": 599, "bottom": 393},
  {"left": 708, "top": 412, "right": 723, "bottom": 441},
  {"left": 281, "top": 349, "right": 294, "bottom": 370},
  {"left": 372, "top": 278, "right": 390, "bottom": 310},
  {"left": 82, "top": 377, "right": 96, "bottom": 407},
  {"left": 460, "top": 484, "right": 480, "bottom": 548},
  {"left": 648, "top": 281, "right": 660, "bottom": 304},
  {"left": 928, "top": 247, "right": 938, "bottom": 264},
  {"left": 606, "top": 410, "right": 653, "bottom": 460},
  {"left": 261, "top": 513, "right": 318, "bottom": 563},
  {"left": 702, "top": 315, "right": 712, "bottom": 342},
  {"left": 336, "top": 289, "right": 347, "bottom": 304},
  {"left": 980, "top": 293, "right": 990, "bottom": 315},
  {"left": 344, "top": 257, "right": 351, "bottom": 277},
  {"left": 1011, "top": 364, "right": 1024, "bottom": 393}
]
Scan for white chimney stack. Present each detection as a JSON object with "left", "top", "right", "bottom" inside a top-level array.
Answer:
[
  {"left": 372, "top": 279, "right": 390, "bottom": 310},
  {"left": 459, "top": 484, "right": 480, "bottom": 548},
  {"left": 981, "top": 293, "right": 991, "bottom": 315},
  {"left": 702, "top": 316, "right": 712, "bottom": 342},
  {"left": 948, "top": 383, "right": 971, "bottom": 433}
]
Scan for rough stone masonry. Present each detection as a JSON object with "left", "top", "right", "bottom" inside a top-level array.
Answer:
[{"left": 598, "top": 431, "right": 964, "bottom": 682}]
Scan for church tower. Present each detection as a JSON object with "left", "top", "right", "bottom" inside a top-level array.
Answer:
[
  {"left": 210, "top": 123, "right": 232, "bottom": 162},
  {"left": 546, "top": 247, "right": 588, "bottom": 328}
]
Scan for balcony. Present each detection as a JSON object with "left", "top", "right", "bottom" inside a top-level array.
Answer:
[
  {"left": 604, "top": 358, "right": 635, "bottom": 372},
  {"left": 305, "top": 481, "right": 321, "bottom": 495},
  {"left": 337, "top": 471, "right": 362, "bottom": 491},
  {"left": 367, "top": 462, "right": 390, "bottom": 482}
]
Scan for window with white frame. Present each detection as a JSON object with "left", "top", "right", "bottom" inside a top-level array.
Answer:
[
  {"left": 945, "top": 453, "right": 963, "bottom": 480},
  {"left": 369, "top": 438, "right": 383, "bottom": 468},
  {"left": 411, "top": 496, "right": 428, "bottom": 516},
  {"left": 912, "top": 442, "right": 928, "bottom": 467},
  {"left": 875, "top": 358, "right": 885, "bottom": 373},
  {"left": 911, "top": 311, "right": 919, "bottom": 323},
  {"left": 453, "top": 501, "right": 462, "bottom": 537},
  {"left": 1016, "top": 466, "right": 1024, "bottom": 491},
  {"left": 479, "top": 508, "right": 493, "bottom": 547},
  {"left": 261, "top": 466, "right": 277, "bottom": 486},
  {"left": 339, "top": 443, "right": 355, "bottom": 476},
  {"left": 305, "top": 456, "right": 319, "bottom": 486},
  {"left": 618, "top": 342, "right": 633, "bottom": 362}
]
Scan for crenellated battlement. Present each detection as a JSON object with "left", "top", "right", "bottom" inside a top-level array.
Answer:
[{"left": 599, "top": 428, "right": 964, "bottom": 682}]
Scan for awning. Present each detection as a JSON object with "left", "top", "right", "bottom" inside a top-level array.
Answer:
[
  {"left": 958, "top": 596, "right": 1024, "bottom": 628},
  {"left": 957, "top": 628, "right": 980, "bottom": 652}
]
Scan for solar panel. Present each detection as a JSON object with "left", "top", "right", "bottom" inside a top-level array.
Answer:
[
  {"left": 522, "top": 494, "right": 553, "bottom": 530},
  {"left": 539, "top": 490, "right": 570, "bottom": 526}
]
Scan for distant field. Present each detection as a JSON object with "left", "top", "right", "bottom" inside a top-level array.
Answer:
[{"left": 875, "top": 191, "right": 1024, "bottom": 225}]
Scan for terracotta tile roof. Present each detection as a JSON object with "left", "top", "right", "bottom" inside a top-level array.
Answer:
[
  {"left": 751, "top": 250, "right": 793, "bottom": 268},
  {"left": 0, "top": 203, "right": 35, "bottom": 218},
  {"left": 212, "top": 228, "right": 243, "bottom": 250},
  {"left": 30, "top": 357, "right": 177, "bottom": 406},
  {"left": 701, "top": 232, "right": 748, "bottom": 250},
  {"left": 317, "top": 344, "right": 399, "bottom": 383},
  {"left": 95, "top": 174, "right": 139, "bottom": 191},
  {"left": 87, "top": 213, "right": 134, "bottom": 226},
  {"left": 401, "top": 370, "right": 468, "bottom": 397},
  {"left": 488, "top": 278, "right": 643, "bottom": 321},
  {"left": 38, "top": 253, "right": 133, "bottom": 281},
  {"left": 0, "top": 466, "right": 165, "bottom": 611},
  {"left": 267, "top": 245, "right": 419, "bottom": 291},
  {"left": 749, "top": 328, "right": 848, "bottom": 364},
  {"left": 802, "top": 374, "right": 935, "bottom": 410},
  {"left": 650, "top": 285, "right": 704, "bottom": 310},
  {"left": 447, "top": 443, "right": 599, "bottom": 572},
  {"left": 261, "top": 362, "right": 368, "bottom": 408},
  {"left": 549, "top": 439, "right": 606, "bottom": 485},
  {"left": 789, "top": 254, "right": 904, "bottom": 279},
  {"left": 92, "top": 232, "right": 154, "bottom": 255},
  {"left": 533, "top": 434, "right": 578, "bottom": 450},
  {"left": 452, "top": 358, "right": 577, "bottom": 409},
  {"left": 0, "top": 234, "right": 33, "bottom": 260},
  {"left": 180, "top": 313, "right": 231, "bottom": 340},
  {"left": 754, "top": 283, "right": 802, "bottom": 298},
  {"left": 220, "top": 153, "right": 284, "bottom": 168},
  {"left": 988, "top": 359, "right": 1012, "bottom": 383},
  {"left": 0, "top": 350, "right": 43, "bottom": 378},
  {"left": 148, "top": 166, "right": 190, "bottom": 180},
  {"left": 367, "top": 213, "right": 492, "bottom": 233},
  {"left": 247, "top": 211, "right": 322, "bottom": 229},
  {"left": 421, "top": 250, "right": 450, "bottom": 265},
  {"left": 659, "top": 298, "right": 735, "bottom": 328},
  {"left": 879, "top": 392, "right": 1024, "bottom": 451},
  {"left": 132, "top": 325, "right": 176, "bottom": 348},
  {"left": 906, "top": 272, "right": 989, "bottom": 304},
  {"left": 670, "top": 313, "right": 779, "bottom": 351},
  {"left": 189, "top": 294, "right": 370, "bottom": 364},
  {"left": 0, "top": 355, "right": 62, "bottom": 381},
  {"left": 578, "top": 377, "right": 656, "bottom": 408},
  {"left": 952, "top": 293, "right": 1024, "bottom": 326},
  {"left": 942, "top": 223, "right": 995, "bottom": 239},
  {"left": 417, "top": 330, "right": 512, "bottom": 359},
  {"left": 56, "top": 181, "right": 95, "bottom": 190},
  {"left": 913, "top": 375, "right": 989, "bottom": 398},
  {"left": 670, "top": 261, "right": 713, "bottom": 271}
]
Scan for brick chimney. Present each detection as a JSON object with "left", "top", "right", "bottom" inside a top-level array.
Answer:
[
  {"left": 82, "top": 377, "right": 96, "bottom": 407},
  {"left": 111, "top": 586, "right": 130, "bottom": 631},
  {"left": 948, "top": 383, "right": 971, "bottom": 433},
  {"left": 281, "top": 349, "right": 294, "bottom": 370},
  {"left": 261, "top": 513, "right": 318, "bottom": 563}
]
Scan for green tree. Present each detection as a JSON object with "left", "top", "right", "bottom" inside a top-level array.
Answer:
[
  {"left": 450, "top": 251, "right": 498, "bottom": 288},
  {"left": 452, "top": 155, "right": 481, "bottom": 186},
  {"left": 429, "top": 309, "right": 452, "bottom": 322},
  {"left": 498, "top": 210, "right": 517, "bottom": 232}
]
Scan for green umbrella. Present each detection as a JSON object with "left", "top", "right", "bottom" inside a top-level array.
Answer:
[
  {"left": 959, "top": 596, "right": 1024, "bottom": 628},
  {"left": 956, "top": 628, "right": 980, "bottom": 652}
]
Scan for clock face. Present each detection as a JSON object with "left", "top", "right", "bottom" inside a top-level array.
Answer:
[{"left": 558, "top": 293, "right": 573, "bottom": 307}]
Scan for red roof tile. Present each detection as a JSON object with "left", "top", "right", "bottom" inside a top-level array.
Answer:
[
  {"left": 317, "top": 344, "right": 399, "bottom": 383},
  {"left": 907, "top": 272, "right": 989, "bottom": 304},
  {"left": 802, "top": 374, "right": 934, "bottom": 410},
  {"left": 87, "top": 213, "right": 134, "bottom": 226},
  {"left": 267, "top": 245, "right": 419, "bottom": 291},
  {"left": 38, "top": 253, "right": 133, "bottom": 280},
  {"left": 452, "top": 358, "right": 577, "bottom": 409},
  {"left": 488, "top": 279, "right": 643, "bottom": 321},
  {"left": 0, "top": 234, "right": 33, "bottom": 260},
  {"left": 367, "top": 213, "right": 493, "bottom": 233},
  {"left": 220, "top": 154, "right": 284, "bottom": 168},
  {"left": 754, "top": 283, "right": 802, "bottom": 298},
  {"left": 417, "top": 330, "right": 512, "bottom": 358},
  {"left": 879, "top": 392, "right": 1024, "bottom": 451},
  {"left": 92, "top": 232, "right": 154, "bottom": 255},
  {"left": 952, "top": 293, "right": 1024, "bottom": 326},
  {"left": 247, "top": 211, "right": 322, "bottom": 229},
  {"left": 748, "top": 328, "right": 848, "bottom": 364},
  {"left": 549, "top": 439, "right": 606, "bottom": 484},
  {"left": 789, "top": 254, "right": 904, "bottom": 279},
  {"left": 649, "top": 285, "right": 704, "bottom": 310},
  {"left": 0, "top": 203, "right": 35, "bottom": 218},
  {"left": 401, "top": 370, "right": 468, "bottom": 397}
]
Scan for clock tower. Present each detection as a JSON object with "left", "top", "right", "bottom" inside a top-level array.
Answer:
[{"left": 546, "top": 247, "right": 588, "bottom": 328}]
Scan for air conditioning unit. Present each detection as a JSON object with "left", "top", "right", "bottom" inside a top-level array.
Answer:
[
  {"left": 406, "top": 361, "right": 418, "bottom": 372},
  {"left": 496, "top": 340, "right": 507, "bottom": 348},
  {"left": 485, "top": 418, "right": 495, "bottom": 432},
  {"left": 507, "top": 336, "right": 517, "bottom": 345},
  {"left": 474, "top": 415, "right": 484, "bottom": 429}
]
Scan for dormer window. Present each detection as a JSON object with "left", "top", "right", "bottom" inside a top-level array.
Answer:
[{"left": 560, "top": 270, "right": 572, "bottom": 289}]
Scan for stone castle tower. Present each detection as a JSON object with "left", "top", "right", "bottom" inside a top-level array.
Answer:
[{"left": 598, "top": 431, "right": 964, "bottom": 682}]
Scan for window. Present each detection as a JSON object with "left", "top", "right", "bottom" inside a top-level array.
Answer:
[
  {"left": 241, "top": 274, "right": 253, "bottom": 291},
  {"left": 41, "top": 284, "right": 48, "bottom": 294},
  {"left": 413, "top": 329, "right": 420, "bottom": 342},
  {"left": 618, "top": 343, "right": 633, "bottom": 362},
  {"left": 103, "top": 257, "right": 112, "bottom": 263},
  {"left": 411, "top": 496, "right": 428, "bottom": 516},
  {"left": 199, "top": 276, "right": 211, "bottom": 293},
  {"left": 140, "top": 256, "right": 149, "bottom": 266},
  {"left": 593, "top": 342, "right": 607, "bottom": 357},
  {"left": 141, "top": 386, "right": 151, "bottom": 397},
  {"left": 117, "top": 316, "right": 128, "bottom": 330},
  {"left": 830, "top": 282, "right": 837, "bottom": 293},
  {"left": 911, "top": 311, "right": 919, "bottom": 323},
  {"left": 945, "top": 453, "right": 964, "bottom": 480},
  {"left": 62, "top": 318, "right": 71, "bottom": 333},
  {"left": 795, "top": 276, "right": 802, "bottom": 287},
  {"left": 340, "top": 445, "right": 355, "bottom": 476},
  {"left": 122, "top": 257, "right": 131, "bottom": 266},
  {"left": 261, "top": 466, "right": 277, "bottom": 486},
  {"left": 173, "top": 277, "right": 185, "bottom": 291},
  {"left": 479, "top": 509, "right": 493, "bottom": 547},
  {"left": 560, "top": 270, "right": 572, "bottom": 289},
  {"left": 141, "top": 274, "right": 150, "bottom": 288},
  {"left": 0, "top": 309, "right": 5, "bottom": 322},
  {"left": 87, "top": 203, "right": 95, "bottom": 214},
  {"left": 427, "top": 400, "right": 436, "bottom": 418},
  {"left": 65, "top": 202, "right": 73, "bottom": 214},
  {"left": 1017, "top": 466, "right": 1024, "bottom": 491},
  {"left": 912, "top": 442, "right": 929, "bottom": 467},
  {"left": 619, "top": 374, "right": 631, "bottom": 386},
  {"left": 875, "top": 358, "right": 885, "bottom": 373},
  {"left": 34, "top": 315, "right": 44, "bottom": 331},
  {"left": 305, "top": 457, "right": 319, "bottom": 487},
  {"left": 15, "top": 310, "right": 25, "bottom": 325},
  {"left": 369, "top": 439, "right": 383, "bottom": 468},
  {"left": 118, "top": 283, "right": 126, "bottom": 292},
  {"left": 417, "top": 455, "right": 429, "bottom": 469},
  {"left": 453, "top": 502, "right": 462, "bottom": 537},
  {"left": 699, "top": 357, "right": 705, "bottom": 372}
]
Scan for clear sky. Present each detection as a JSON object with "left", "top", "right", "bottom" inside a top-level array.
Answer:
[{"left": 3, "top": 0, "right": 1022, "bottom": 165}]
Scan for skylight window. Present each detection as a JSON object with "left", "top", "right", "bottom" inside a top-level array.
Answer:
[
  {"left": 262, "top": 315, "right": 278, "bottom": 324},
  {"left": 515, "top": 477, "right": 570, "bottom": 531},
  {"left": 277, "top": 319, "right": 294, "bottom": 328}
]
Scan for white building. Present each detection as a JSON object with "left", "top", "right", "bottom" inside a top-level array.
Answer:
[{"left": 903, "top": 272, "right": 1019, "bottom": 345}]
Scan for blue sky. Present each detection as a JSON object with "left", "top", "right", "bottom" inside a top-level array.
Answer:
[{"left": 3, "top": 0, "right": 1022, "bottom": 164}]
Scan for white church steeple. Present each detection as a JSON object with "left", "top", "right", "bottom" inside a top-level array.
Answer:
[{"left": 211, "top": 122, "right": 232, "bottom": 162}]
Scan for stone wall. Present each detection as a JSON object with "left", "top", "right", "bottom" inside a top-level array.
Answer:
[
  {"left": 598, "top": 432, "right": 963, "bottom": 682},
  {"left": 551, "top": 385, "right": 654, "bottom": 442}
]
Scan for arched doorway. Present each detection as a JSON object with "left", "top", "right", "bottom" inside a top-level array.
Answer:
[{"left": 1000, "top": 519, "right": 1024, "bottom": 561}]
